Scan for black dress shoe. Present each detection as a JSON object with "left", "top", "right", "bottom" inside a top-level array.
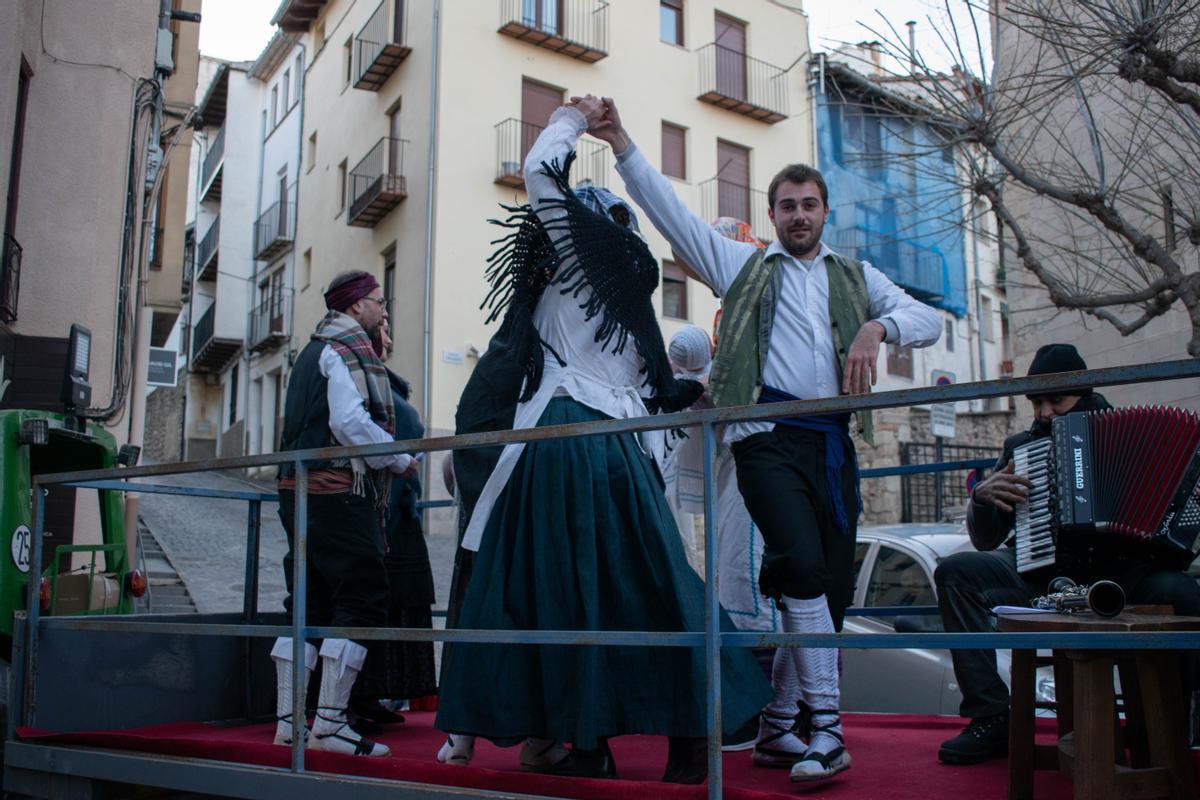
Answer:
[
  {"left": 537, "top": 740, "right": 619, "bottom": 780},
  {"left": 662, "top": 736, "right": 708, "bottom": 784},
  {"left": 349, "top": 699, "right": 406, "bottom": 726}
]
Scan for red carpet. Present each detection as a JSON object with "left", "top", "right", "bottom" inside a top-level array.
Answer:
[{"left": 18, "top": 712, "right": 1080, "bottom": 799}]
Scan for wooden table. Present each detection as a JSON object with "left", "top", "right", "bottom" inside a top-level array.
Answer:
[{"left": 998, "top": 608, "right": 1200, "bottom": 800}]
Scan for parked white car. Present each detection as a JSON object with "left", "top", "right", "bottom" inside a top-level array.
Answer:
[{"left": 840, "top": 523, "right": 1057, "bottom": 716}]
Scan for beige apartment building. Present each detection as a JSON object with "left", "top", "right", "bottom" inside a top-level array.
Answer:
[
  {"left": 0, "top": 0, "right": 200, "bottom": 434},
  {"left": 990, "top": 0, "right": 1200, "bottom": 411},
  {"left": 267, "top": 0, "right": 814, "bottom": 440}
]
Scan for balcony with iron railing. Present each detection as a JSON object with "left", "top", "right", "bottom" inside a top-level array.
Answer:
[
  {"left": 196, "top": 216, "right": 220, "bottom": 281},
  {"left": 348, "top": 137, "right": 408, "bottom": 227},
  {"left": 699, "top": 178, "right": 774, "bottom": 244},
  {"left": 248, "top": 289, "right": 293, "bottom": 354},
  {"left": 254, "top": 189, "right": 296, "bottom": 262},
  {"left": 498, "top": 0, "right": 608, "bottom": 62},
  {"left": 696, "top": 43, "right": 788, "bottom": 123},
  {"left": 191, "top": 302, "right": 243, "bottom": 374},
  {"left": 1, "top": 233, "right": 22, "bottom": 323},
  {"left": 201, "top": 127, "right": 226, "bottom": 203},
  {"left": 494, "top": 118, "right": 609, "bottom": 189},
  {"left": 353, "top": 0, "right": 411, "bottom": 91}
]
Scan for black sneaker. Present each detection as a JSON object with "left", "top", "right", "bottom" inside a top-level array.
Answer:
[{"left": 938, "top": 712, "right": 1009, "bottom": 765}]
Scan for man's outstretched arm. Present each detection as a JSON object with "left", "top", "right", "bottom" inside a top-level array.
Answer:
[{"left": 588, "top": 96, "right": 752, "bottom": 297}]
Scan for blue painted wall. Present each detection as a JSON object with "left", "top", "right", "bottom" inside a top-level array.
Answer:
[{"left": 815, "top": 85, "right": 968, "bottom": 317}]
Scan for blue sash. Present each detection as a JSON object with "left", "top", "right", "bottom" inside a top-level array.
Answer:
[{"left": 757, "top": 385, "right": 862, "bottom": 534}]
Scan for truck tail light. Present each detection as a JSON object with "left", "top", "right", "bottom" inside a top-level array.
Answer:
[{"left": 125, "top": 569, "right": 147, "bottom": 598}]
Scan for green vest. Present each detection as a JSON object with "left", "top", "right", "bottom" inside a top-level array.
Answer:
[{"left": 709, "top": 249, "right": 875, "bottom": 445}]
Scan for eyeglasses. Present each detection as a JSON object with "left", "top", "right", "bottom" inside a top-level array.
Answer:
[{"left": 362, "top": 296, "right": 387, "bottom": 307}]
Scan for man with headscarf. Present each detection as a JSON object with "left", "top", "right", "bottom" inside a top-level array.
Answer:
[
  {"left": 589, "top": 96, "right": 942, "bottom": 783},
  {"left": 435, "top": 95, "right": 770, "bottom": 784},
  {"left": 270, "top": 269, "right": 417, "bottom": 757},
  {"left": 936, "top": 344, "right": 1200, "bottom": 764}
]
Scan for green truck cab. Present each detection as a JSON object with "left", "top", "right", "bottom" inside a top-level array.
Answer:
[{"left": 0, "top": 409, "right": 143, "bottom": 656}]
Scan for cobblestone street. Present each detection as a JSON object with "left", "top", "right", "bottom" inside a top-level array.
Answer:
[{"left": 136, "top": 465, "right": 459, "bottom": 620}]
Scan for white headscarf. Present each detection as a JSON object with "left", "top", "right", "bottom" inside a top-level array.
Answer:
[{"left": 668, "top": 325, "right": 713, "bottom": 380}]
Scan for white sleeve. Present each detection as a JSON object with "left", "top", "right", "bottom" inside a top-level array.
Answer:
[
  {"left": 862, "top": 262, "right": 943, "bottom": 348},
  {"left": 614, "top": 142, "right": 754, "bottom": 297},
  {"left": 319, "top": 345, "right": 414, "bottom": 473},
  {"left": 524, "top": 106, "right": 587, "bottom": 230}
]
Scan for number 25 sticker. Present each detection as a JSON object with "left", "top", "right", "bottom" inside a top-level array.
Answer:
[{"left": 11, "top": 525, "right": 31, "bottom": 573}]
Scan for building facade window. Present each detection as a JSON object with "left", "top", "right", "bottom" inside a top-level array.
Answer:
[
  {"left": 294, "top": 54, "right": 303, "bottom": 99},
  {"left": 944, "top": 318, "right": 954, "bottom": 352},
  {"left": 228, "top": 364, "right": 239, "bottom": 427},
  {"left": 981, "top": 295, "right": 995, "bottom": 342},
  {"left": 270, "top": 85, "right": 278, "bottom": 127},
  {"left": 307, "top": 131, "right": 317, "bottom": 171},
  {"left": 383, "top": 250, "right": 396, "bottom": 325},
  {"left": 343, "top": 37, "right": 353, "bottom": 86},
  {"left": 886, "top": 343, "right": 913, "bottom": 378},
  {"left": 660, "top": 0, "right": 684, "bottom": 46},
  {"left": 337, "top": 159, "right": 347, "bottom": 214},
  {"left": 662, "top": 122, "right": 686, "bottom": 180},
  {"left": 282, "top": 69, "right": 290, "bottom": 110},
  {"left": 662, "top": 260, "right": 688, "bottom": 320}
]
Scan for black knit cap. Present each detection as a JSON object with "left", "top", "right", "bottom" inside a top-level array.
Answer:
[{"left": 1026, "top": 343, "right": 1091, "bottom": 397}]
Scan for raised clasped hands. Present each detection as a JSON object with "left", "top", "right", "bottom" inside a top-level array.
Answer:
[{"left": 569, "top": 94, "right": 629, "bottom": 153}]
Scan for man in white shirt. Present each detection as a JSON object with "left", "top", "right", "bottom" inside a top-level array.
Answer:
[
  {"left": 271, "top": 270, "right": 417, "bottom": 758},
  {"left": 585, "top": 95, "right": 941, "bottom": 783}
]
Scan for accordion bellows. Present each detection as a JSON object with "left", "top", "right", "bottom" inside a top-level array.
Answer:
[{"left": 1014, "top": 406, "right": 1200, "bottom": 573}]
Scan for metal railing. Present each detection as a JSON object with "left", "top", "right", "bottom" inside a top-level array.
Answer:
[
  {"left": 494, "top": 117, "right": 609, "bottom": 187},
  {"left": 248, "top": 289, "right": 293, "bottom": 352},
  {"left": 202, "top": 127, "right": 225, "bottom": 194},
  {"left": 254, "top": 189, "right": 296, "bottom": 261},
  {"left": 901, "top": 441, "right": 1002, "bottom": 522},
  {"left": 348, "top": 136, "right": 407, "bottom": 221},
  {"left": 197, "top": 216, "right": 220, "bottom": 280},
  {"left": 15, "top": 358, "right": 1200, "bottom": 800},
  {"left": 697, "top": 43, "right": 789, "bottom": 122},
  {"left": 698, "top": 177, "right": 773, "bottom": 243},
  {"left": 191, "top": 303, "right": 215, "bottom": 362},
  {"left": 0, "top": 232, "right": 21, "bottom": 323},
  {"left": 498, "top": 0, "right": 609, "bottom": 61},
  {"left": 353, "top": 0, "right": 410, "bottom": 88}
]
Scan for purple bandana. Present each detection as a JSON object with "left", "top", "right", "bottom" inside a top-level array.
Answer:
[{"left": 324, "top": 273, "right": 380, "bottom": 312}]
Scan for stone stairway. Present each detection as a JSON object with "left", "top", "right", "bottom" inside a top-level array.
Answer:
[{"left": 137, "top": 518, "right": 197, "bottom": 614}]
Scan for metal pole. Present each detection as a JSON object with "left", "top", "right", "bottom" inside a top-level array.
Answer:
[
  {"left": 243, "top": 500, "right": 262, "bottom": 621},
  {"left": 290, "top": 462, "right": 307, "bottom": 772},
  {"left": 243, "top": 499, "right": 262, "bottom": 721},
  {"left": 23, "top": 482, "right": 45, "bottom": 728},
  {"left": 701, "top": 423, "right": 722, "bottom": 800},
  {"left": 934, "top": 437, "right": 944, "bottom": 521}
]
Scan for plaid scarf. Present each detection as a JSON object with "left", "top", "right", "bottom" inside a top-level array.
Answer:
[
  {"left": 313, "top": 311, "right": 395, "bottom": 507},
  {"left": 482, "top": 152, "right": 701, "bottom": 414}
]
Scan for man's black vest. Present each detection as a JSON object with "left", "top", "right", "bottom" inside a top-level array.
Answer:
[{"left": 277, "top": 339, "right": 339, "bottom": 479}]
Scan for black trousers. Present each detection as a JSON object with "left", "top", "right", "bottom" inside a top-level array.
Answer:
[
  {"left": 277, "top": 488, "right": 389, "bottom": 638},
  {"left": 935, "top": 547, "right": 1200, "bottom": 718},
  {"left": 732, "top": 427, "right": 859, "bottom": 630}
]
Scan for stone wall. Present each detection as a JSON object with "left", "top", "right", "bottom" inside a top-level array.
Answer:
[{"left": 143, "top": 383, "right": 184, "bottom": 462}]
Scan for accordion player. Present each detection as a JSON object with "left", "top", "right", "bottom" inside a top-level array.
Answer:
[{"left": 1012, "top": 407, "right": 1200, "bottom": 573}]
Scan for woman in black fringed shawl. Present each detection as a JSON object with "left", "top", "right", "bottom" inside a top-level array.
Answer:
[{"left": 434, "top": 95, "right": 771, "bottom": 784}]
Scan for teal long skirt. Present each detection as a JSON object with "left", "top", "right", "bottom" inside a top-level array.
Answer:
[{"left": 435, "top": 397, "right": 772, "bottom": 748}]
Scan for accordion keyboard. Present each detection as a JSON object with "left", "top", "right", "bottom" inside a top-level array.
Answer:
[{"left": 1013, "top": 438, "right": 1056, "bottom": 573}]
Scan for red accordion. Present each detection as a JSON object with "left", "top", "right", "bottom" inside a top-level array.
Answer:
[{"left": 1013, "top": 406, "right": 1200, "bottom": 573}]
